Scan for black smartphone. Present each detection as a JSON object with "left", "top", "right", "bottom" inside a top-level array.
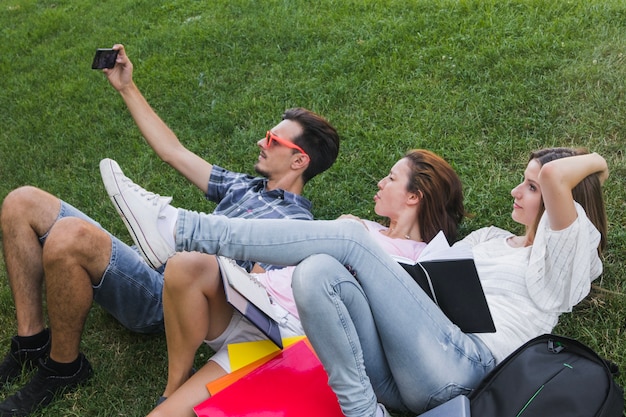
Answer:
[{"left": 91, "top": 48, "right": 119, "bottom": 69}]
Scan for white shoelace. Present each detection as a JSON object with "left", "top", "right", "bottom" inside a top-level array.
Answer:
[{"left": 121, "top": 176, "right": 164, "bottom": 206}]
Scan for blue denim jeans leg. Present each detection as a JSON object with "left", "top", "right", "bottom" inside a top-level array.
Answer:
[
  {"left": 175, "top": 212, "right": 496, "bottom": 416},
  {"left": 293, "top": 255, "right": 401, "bottom": 417}
]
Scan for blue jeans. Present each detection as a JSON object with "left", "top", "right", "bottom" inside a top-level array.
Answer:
[
  {"left": 176, "top": 212, "right": 496, "bottom": 416},
  {"left": 43, "top": 202, "right": 164, "bottom": 333}
]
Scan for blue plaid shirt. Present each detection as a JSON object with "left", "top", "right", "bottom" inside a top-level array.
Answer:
[{"left": 206, "top": 165, "right": 313, "bottom": 271}]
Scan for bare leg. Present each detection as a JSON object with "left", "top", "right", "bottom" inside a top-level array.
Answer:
[
  {"left": 147, "top": 361, "right": 227, "bottom": 417},
  {"left": 160, "top": 252, "right": 233, "bottom": 397},
  {"left": 0, "top": 188, "right": 109, "bottom": 415},
  {"left": 0, "top": 186, "right": 62, "bottom": 337},
  {"left": 42, "top": 217, "right": 113, "bottom": 363}
]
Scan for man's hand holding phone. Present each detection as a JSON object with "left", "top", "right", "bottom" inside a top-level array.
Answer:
[
  {"left": 91, "top": 48, "right": 119, "bottom": 69},
  {"left": 93, "top": 45, "right": 136, "bottom": 95}
]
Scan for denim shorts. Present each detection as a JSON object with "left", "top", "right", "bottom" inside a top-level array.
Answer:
[{"left": 42, "top": 201, "right": 165, "bottom": 334}]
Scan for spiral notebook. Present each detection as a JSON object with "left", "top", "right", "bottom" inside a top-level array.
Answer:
[{"left": 217, "top": 256, "right": 283, "bottom": 349}]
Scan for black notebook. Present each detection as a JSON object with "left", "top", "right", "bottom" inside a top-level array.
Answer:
[
  {"left": 395, "top": 232, "right": 495, "bottom": 334},
  {"left": 217, "top": 256, "right": 283, "bottom": 349}
]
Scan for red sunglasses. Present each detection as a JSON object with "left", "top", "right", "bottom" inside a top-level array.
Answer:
[{"left": 265, "top": 131, "right": 309, "bottom": 158}]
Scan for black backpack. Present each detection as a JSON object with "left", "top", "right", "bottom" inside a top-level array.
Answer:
[{"left": 468, "top": 334, "right": 624, "bottom": 417}]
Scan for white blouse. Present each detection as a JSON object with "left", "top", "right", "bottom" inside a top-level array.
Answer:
[{"left": 456, "top": 202, "right": 602, "bottom": 362}]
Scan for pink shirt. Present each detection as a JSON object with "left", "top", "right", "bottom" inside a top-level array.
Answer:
[{"left": 254, "top": 220, "right": 427, "bottom": 318}]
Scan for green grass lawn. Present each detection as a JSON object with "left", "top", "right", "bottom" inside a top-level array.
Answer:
[{"left": 1, "top": 0, "right": 625, "bottom": 415}]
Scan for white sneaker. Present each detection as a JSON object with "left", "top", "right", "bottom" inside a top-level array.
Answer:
[{"left": 99, "top": 158, "right": 175, "bottom": 269}]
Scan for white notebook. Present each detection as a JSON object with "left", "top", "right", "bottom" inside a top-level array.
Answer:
[
  {"left": 217, "top": 256, "right": 278, "bottom": 320},
  {"left": 216, "top": 256, "right": 283, "bottom": 348}
]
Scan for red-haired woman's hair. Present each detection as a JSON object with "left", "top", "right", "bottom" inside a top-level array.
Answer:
[{"left": 403, "top": 149, "right": 466, "bottom": 244}]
